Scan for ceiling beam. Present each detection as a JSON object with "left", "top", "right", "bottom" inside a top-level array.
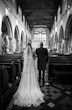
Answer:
[
  {"left": 26, "top": 16, "right": 54, "bottom": 21},
  {"left": 29, "top": 24, "right": 51, "bottom": 30},
  {"left": 29, "top": 24, "right": 51, "bottom": 27},
  {"left": 27, "top": 19, "right": 53, "bottom": 23},
  {"left": 28, "top": 22, "right": 52, "bottom": 26},
  {"left": 23, "top": 9, "right": 56, "bottom": 13},
  {"left": 28, "top": 23, "right": 52, "bottom": 27}
]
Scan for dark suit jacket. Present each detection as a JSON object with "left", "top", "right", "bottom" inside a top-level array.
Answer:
[{"left": 36, "top": 47, "right": 48, "bottom": 71}]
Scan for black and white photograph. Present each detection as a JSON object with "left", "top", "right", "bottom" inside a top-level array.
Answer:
[{"left": 0, "top": 0, "right": 72, "bottom": 110}]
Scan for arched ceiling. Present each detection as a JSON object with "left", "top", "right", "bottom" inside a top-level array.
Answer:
[{"left": 17, "top": 0, "right": 62, "bottom": 31}]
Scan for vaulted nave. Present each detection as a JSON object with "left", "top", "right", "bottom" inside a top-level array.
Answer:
[{"left": 0, "top": 0, "right": 72, "bottom": 110}]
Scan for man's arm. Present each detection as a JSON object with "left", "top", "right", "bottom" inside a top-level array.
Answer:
[
  {"left": 36, "top": 49, "right": 38, "bottom": 55},
  {"left": 33, "top": 50, "right": 37, "bottom": 60}
]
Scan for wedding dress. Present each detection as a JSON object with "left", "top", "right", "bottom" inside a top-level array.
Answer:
[{"left": 13, "top": 45, "right": 44, "bottom": 107}]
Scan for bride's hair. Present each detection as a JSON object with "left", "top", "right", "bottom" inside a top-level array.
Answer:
[
  {"left": 27, "top": 43, "right": 32, "bottom": 48},
  {"left": 27, "top": 43, "right": 32, "bottom": 55},
  {"left": 27, "top": 46, "right": 30, "bottom": 55}
]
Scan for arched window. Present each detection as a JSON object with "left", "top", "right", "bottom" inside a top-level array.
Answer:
[
  {"left": 14, "top": 26, "right": 20, "bottom": 53},
  {"left": 65, "top": 14, "right": 72, "bottom": 53},
  {"left": 59, "top": 26, "right": 64, "bottom": 53},
  {"left": 33, "top": 27, "right": 46, "bottom": 48},
  {"left": 55, "top": 32, "right": 58, "bottom": 44},
  {"left": 1, "top": 16, "right": 13, "bottom": 54},
  {"left": 21, "top": 31, "right": 24, "bottom": 52}
]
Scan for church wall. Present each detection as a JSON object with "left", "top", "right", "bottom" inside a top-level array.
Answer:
[
  {"left": 56, "top": 6, "right": 72, "bottom": 40},
  {"left": 50, "top": 0, "right": 72, "bottom": 53},
  {"left": 0, "top": 0, "right": 27, "bottom": 54}
]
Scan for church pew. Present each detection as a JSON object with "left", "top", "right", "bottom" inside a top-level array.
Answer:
[
  {"left": 0, "top": 65, "right": 20, "bottom": 110},
  {"left": 0, "top": 54, "right": 22, "bottom": 110},
  {"left": 0, "top": 53, "right": 23, "bottom": 77},
  {"left": 0, "top": 53, "right": 23, "bottom": 63},
  {"left": 0, "top": 59, "right": 16, "bottom": 84},
  {"left": 48, "top": 54, "right": 72, "bottom": 83},
  {"left": 7, "top": 61, "right": 16, "bottom": 83},
  {"left": 14, "top": 59, "right": 22, "bottom": 77},
  {"left": 0, "top": 65, "right": 9, "bottom": 110},
  {"left": 1, "top": 76, "right": 20, "bottom": 110},
  {"left": 0, "top": 65, "right": 9, "bottom": 95}
]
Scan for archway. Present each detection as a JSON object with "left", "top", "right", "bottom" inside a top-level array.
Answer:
[
  {"left": 65, "top": 14, "right": 72, "bottom": 53},
  {"left": 55, "top": 32, "right": 59, "bottom": 52},
  {"left": 59, "top": 26, "right": 64, "bottom": 53},
  {"left": 50, "top": 35, "right": 54, "bottom": 50},
  {"left": 1, "top": 16, "right": 13, "bottom": 54},
  {"left": 21, "top": 31, "right": 24, "bottom": 52},
  {"left": 14, "top": 26, "right": 20, "bottom": 53}
]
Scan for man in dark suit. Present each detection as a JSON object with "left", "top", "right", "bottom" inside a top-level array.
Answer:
[{"left": 36, "top": 42, "right": 48, "bottom": 85}]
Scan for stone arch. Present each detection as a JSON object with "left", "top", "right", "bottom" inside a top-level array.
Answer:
[
  {"left": 26, "top": 34, "right": 27, "bottom": 47},
  {"left": 55, "top": 32, "right": 59, "bottom": 51},
  {"left": 14, "top": 25, "right": 20, "bottom": 53},
  {"left": 65, "top": 14, "right": 72, "bottom": 53},
  {"left": 59, "top": 26, "right": 64, "bottom": 53},
  {"left": 55, "top": 32, "right": 58, "bottom": 43},
  {"left": 50, "top": 35, "right": 54, "bottom": 50},
  {"left": 14, "top": 26, "right": 19, "bottom": 41},
  {"left": 1, "top": 16, "right": 13, "bottom": 54},
  {"left": 21, "top": 31, "right": 24, "bottom": 52}
]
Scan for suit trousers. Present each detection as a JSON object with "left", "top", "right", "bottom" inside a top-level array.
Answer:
[{"left": 39, "top": 70, "right": 45, "bottom": 83}]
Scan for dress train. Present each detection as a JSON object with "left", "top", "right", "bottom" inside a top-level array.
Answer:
[{"left": 13, "top": 46, "right": 44, "bottom": 107}]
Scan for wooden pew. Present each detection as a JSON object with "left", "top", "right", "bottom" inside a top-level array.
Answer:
[
  {"left": 0, "top": 60, "right": 16, "bottom": 84},
  {"left": 0, "top": 65, "right": 9, "bottom": 110},
  {"left": 0, "top": 53, "right": 23, "bottom": 82},
  {"left": 0, "top": 53, "right": 23, "bottom": 77},
  {"left": 49, "top": 54, "right": 72, "bottom": 84},
  {"left": 0, "top": 54, "right": 23, "bottom": 110},
  {"left": 0, "top": 65, "right": 9, "bottom": 95},
  {"left": 14, "top": 59, "right": 22, "bottom": 77},
  {"left": 0, "top": 65, "right": 19, "bottom": 110}
]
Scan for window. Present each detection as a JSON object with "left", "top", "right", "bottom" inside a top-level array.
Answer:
[{"left": 33, "top": 28, "right": 46, "bottom": 48}]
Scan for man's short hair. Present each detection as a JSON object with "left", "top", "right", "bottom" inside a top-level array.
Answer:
[{"left": 40, "top": 42, "right": 43, "bottom": 47}]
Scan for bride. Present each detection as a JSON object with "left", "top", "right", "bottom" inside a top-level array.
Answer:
[{"left": 13, "top": 43, "right": 45, "bottom": 107}]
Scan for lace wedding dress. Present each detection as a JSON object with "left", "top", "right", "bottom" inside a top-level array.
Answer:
[{"left": 13, "top": 45, "right": 44, "bottom": 107}]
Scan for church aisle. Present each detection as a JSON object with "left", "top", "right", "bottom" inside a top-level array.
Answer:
[{"left": 6, "top": 82, "right": 72, "bottom": 110}]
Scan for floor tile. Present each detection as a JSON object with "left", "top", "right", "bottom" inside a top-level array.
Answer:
[{"left": 47, "top": 102, "right": 55, "bottom": 108}]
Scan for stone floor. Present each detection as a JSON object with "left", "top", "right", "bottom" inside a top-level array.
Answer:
[{"left": 6, "top": 81, "right": 72, "bottom": 110}]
